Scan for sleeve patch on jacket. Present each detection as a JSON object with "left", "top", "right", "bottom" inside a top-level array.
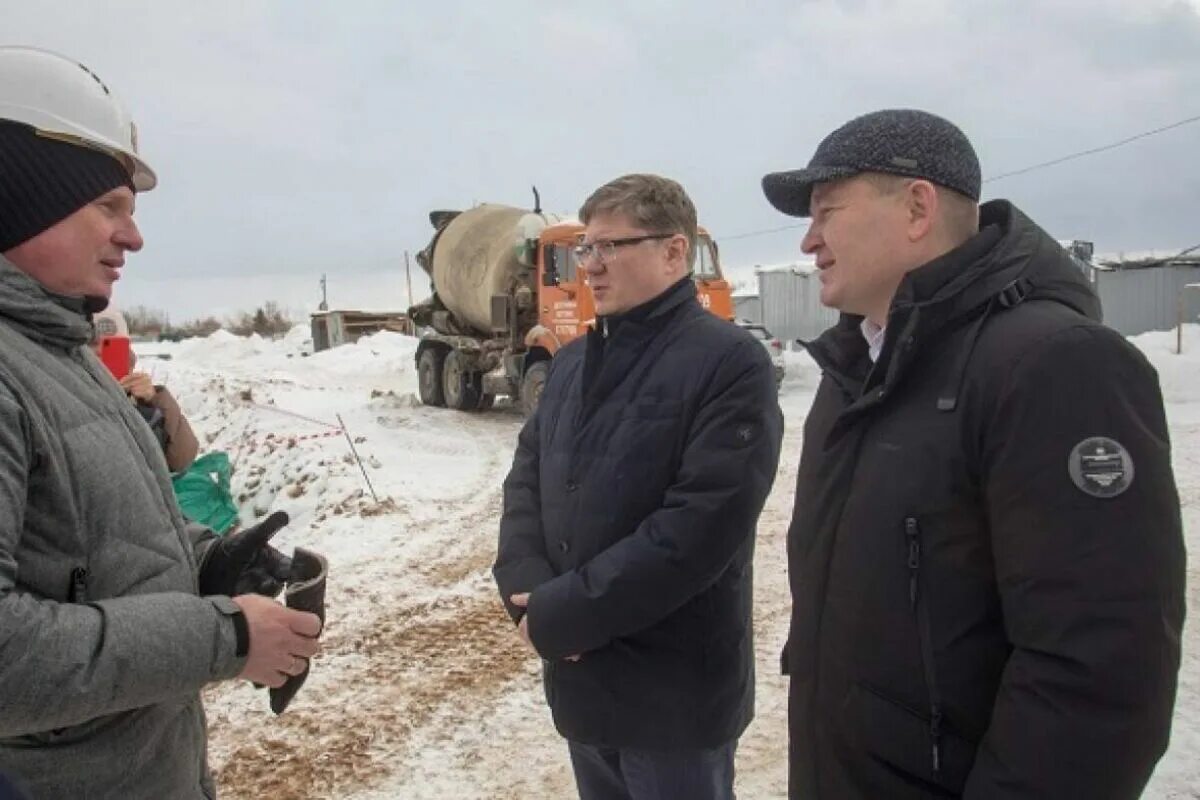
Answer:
[
  {"left": 1068, "top": 436, "right": 1134, "bottom": 498},
  {"left": 733, "top": 422, "right": 759, "bottom": 447}
]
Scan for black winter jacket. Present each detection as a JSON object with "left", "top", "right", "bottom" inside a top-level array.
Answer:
[
  {"left": 494, "top": 277, "right": 783, "bottom": 749},
  {"left": 785, "top": 201, "right": 1185, "bottom": 799}
]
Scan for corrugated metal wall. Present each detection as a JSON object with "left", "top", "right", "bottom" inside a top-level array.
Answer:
[
  {"left": 733, "top": 295, "right": 762, "bottom": 323},
  {"left": 758, "top": 269, "right": 840, "bottom": 346},
  {"left": 1094, "top": 265, "right": 1200, "bottom": 336},
  {"left": 755, "top": 263, "right": 1200, "bottom": 343}
]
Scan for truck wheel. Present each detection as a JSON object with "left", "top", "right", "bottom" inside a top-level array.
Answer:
[
  {"left": 520, "top": 361, "right": 549, "bottom": 417},
  {"left": 443, "top": 350, "right": 482, "bottom": 411},
  {"left": 418, "top": 348, "right": 446, "bottom": 407}
]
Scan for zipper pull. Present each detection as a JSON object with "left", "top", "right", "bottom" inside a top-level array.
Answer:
[
  {"left": 905, "top": 517, "right": 920, "bottom": 607},
  {"left": 930, "top": 706, "right": 943, "bottom": 774},
  {"left": 69, "top": 567, "right": 89, "bottom": 603}
]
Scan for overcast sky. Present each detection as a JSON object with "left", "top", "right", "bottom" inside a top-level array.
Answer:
[{"left": 5, "top": 0, "right": 1199, "bottom": 318}]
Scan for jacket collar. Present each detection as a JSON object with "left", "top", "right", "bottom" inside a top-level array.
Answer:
[
  {"left": 0, "top": 255, "right": 98, "bottom": 349},
  {"left": 802, "top": 200, "right": 1099, "bottom": 411},
  {"left": 597, "top": 275, "right": 696, "bottom": 338},
  {"left": 582, "top": 276, "right": 697, "bottom": 417}
]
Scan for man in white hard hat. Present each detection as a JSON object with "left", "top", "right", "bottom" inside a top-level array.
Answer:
[{"left": 0, "top": 47, "right": 322, "bottom": 799}]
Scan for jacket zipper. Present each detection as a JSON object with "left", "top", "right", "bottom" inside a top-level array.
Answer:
[
  {"left": 905, "top": 516, "right": 943, "bottom": 776},
  {"left": 68, "top": 566, "right": 89, "bottom": 603}
]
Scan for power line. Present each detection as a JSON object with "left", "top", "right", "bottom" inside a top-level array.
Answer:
[
  {"left": 719, "top": 223, "right": 807, "bottom": 241},
  {"left": 983, "top": 113, "right": 1200, "bottom": 183},
  {"left": 721, "top": 113, "right": 1200, "bottom": 243}
]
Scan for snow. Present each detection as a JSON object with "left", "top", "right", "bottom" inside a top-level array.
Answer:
[
  {"left": 1096, "top": 249, "right": 1197, "bottom": 266},
  {"left": 140, "top": 323, "right": 1199, "bottom": 799},
  {"left": 118, "top": 269, "right": 433, "bottom": 325},
  {"left": 1130, "top": 325, "right": 1200, "bottom": 800},
  {"left": 752, "top": 260, "right": 819, "bottom": 275}
]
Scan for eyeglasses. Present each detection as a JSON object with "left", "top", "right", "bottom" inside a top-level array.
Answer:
[{"left": 573, "top": 233, "right": 676, "bottom": 265}]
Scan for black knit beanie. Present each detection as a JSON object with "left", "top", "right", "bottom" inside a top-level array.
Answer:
[{"left": 0, "top": 120, "right": 134, "bottom": 253}]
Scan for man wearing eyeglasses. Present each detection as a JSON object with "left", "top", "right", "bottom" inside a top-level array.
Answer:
[{"left": 494, "top": 173, "right": 783, "bottom": 800}]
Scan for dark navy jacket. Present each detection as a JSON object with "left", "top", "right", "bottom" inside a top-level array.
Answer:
[{"left": 494, "top": 277, "right": 783, "bottom": 749}]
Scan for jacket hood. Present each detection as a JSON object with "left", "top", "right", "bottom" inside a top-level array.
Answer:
[
  {"left": 0, "top": 255, "right": 96, "bottom": 348},
  {"left": 897, "top": 199, "right": 1101, "bottom": 327},
  {"left": 804, "top": 200, "right": 1102, "bottom": 407}
]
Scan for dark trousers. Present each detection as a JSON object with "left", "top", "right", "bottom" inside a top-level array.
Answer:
[{"left": 567, "top": 739, "right": 737, "bottom": 800}]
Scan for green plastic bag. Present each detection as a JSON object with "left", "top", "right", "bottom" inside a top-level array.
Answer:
[{"left": 172, "top": 451, "right": 239, "bottom": 534}]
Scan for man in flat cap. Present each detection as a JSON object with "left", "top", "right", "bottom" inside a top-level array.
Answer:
[
  {"left": 0, "top": 47, "right": 321, "bottom": 799},
  {"left": 763, "top": 109, "right": 1184, "bottom": 799}
]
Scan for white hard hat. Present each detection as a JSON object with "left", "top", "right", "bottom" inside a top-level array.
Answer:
[
  {"left": 92, "top": 304, "right": 129, "bottom": 338},
  {"left": 0, "top": 46, "right": 155, "bottom": 191}
]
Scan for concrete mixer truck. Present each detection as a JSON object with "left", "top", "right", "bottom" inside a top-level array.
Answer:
[{"left": 409, "top": 198, "right": 733, "bottom": 416}]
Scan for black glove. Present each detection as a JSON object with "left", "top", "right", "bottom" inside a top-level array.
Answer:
[
  {"left": 270, "top": 547, "right": 328, "bottom": 715},
  {"left": 198, "top": 511, "right": 293, "bottom": 598}
]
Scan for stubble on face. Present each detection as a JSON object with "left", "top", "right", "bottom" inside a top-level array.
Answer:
[{"left": 804, "top": 177, "right": 912, "bottom": 323}]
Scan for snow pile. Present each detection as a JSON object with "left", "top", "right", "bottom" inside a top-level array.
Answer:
[
  {"left": 753, "top": 260, "right": 819, "bottom": 274},
  {"left": 1128, "top": 324, "right": 1200, "bottom": 407},
  {"left": 1135, "top": 326, "right": 1200, "bottom": 799}
]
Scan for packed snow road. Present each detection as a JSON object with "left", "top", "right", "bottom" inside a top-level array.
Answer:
[{"left": 137, "top": 325, "right": 1198, "bottom": 799}]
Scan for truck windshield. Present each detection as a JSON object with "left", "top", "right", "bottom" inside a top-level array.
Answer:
[
  {"left": 553, "top": 244, "right": 581, "bottom": 283},
  {"left": 695, "top": 236, "right": 721, "bottom": 280}
]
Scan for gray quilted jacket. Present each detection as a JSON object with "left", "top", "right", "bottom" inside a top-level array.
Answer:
[{"left": 0, "top": 256, "right": 245, "bottom": 799}]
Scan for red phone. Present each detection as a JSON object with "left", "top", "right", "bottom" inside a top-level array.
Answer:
[{"left": 98, "top": 335, "right": 132, "bottom": 380}]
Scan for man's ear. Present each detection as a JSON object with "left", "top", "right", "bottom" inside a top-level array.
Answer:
[
  {"left": 666, "top": 234, "right": 689, "bottom": 274},
  {"left": 906, "top": 180, "right": 939, "bottom": 243}
]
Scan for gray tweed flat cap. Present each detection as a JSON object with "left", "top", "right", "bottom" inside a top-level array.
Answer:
[{"left": 762, "top": 109, "right": 981, "bottom": 217}]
